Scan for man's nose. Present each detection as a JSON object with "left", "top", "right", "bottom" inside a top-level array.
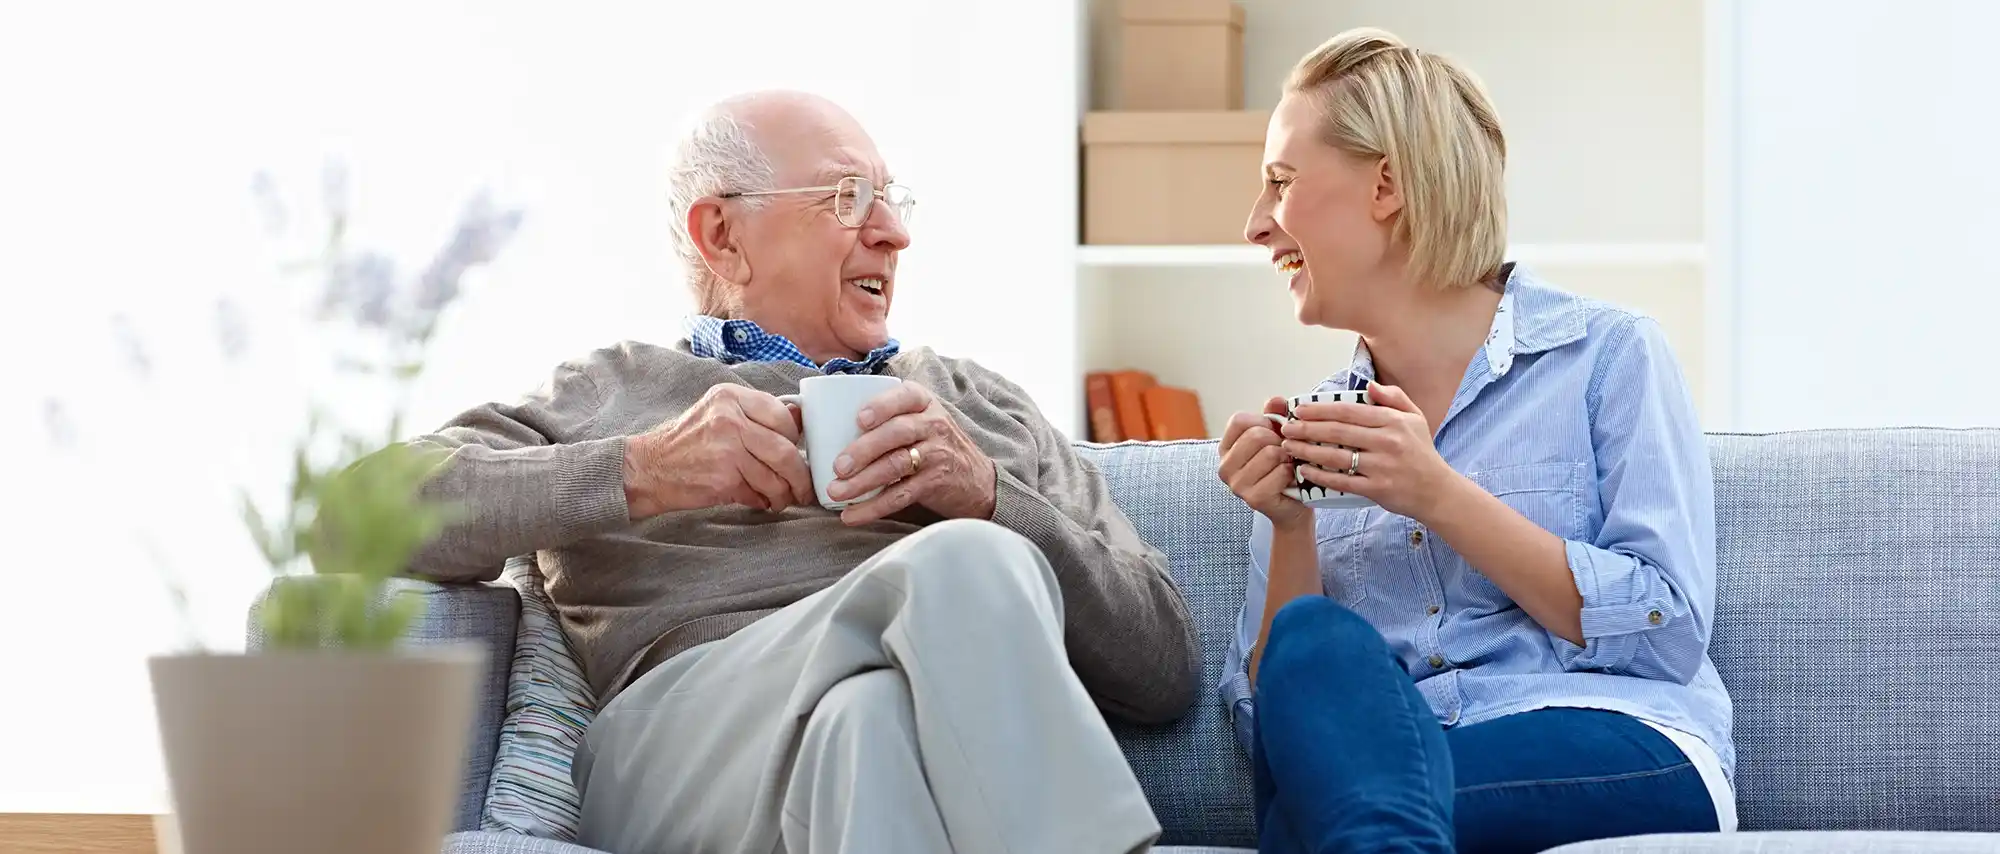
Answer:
[{"left": 863, "top": 203, "right": 911, "bottom": 251}]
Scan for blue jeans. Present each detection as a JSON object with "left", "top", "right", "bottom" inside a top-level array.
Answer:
[{"left": 1253, "top": 597, "right": 1719, "bottom": 854}]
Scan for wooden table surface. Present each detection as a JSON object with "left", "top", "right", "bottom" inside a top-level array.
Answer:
[{"left": 0, "top": 813, "right": 164, "bottom": 854}]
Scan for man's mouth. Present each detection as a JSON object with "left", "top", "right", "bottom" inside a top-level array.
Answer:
[
  {"left": 1273, "top": 251, "right": 1303, "bottom": 277},
  {"left": 849, "top": 277, "right": 887, "bottom": 296}
]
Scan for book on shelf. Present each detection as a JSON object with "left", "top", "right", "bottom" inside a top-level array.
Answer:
[{"left": 1084, "top": 370, "right": 1209, "bottom": 442}]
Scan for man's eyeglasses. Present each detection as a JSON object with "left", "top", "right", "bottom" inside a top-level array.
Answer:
[{"left": 720, "top": 176, "right": 916, "bottom": 228}]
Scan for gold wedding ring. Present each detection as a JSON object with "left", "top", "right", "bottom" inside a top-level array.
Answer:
[
  {"left": 909, "top": 446, "right": 923, "bottom": 475},
  {"left": 1347, "top": 449, "right": 1362, "bottom": 477}
]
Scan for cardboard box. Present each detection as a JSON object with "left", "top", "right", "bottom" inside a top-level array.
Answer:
[
  {"left": 1082, "top": 110, "right": 1269, "bottom": 245},
  {"left": 1118, "top": 0, "right": 1245, "bottom": 110}
]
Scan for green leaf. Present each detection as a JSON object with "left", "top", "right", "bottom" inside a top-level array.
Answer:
[
  {"left": 259, "top": 578, "right": 322, "bottom": 650},
  {"left": 239, "top": 492, "right": 271, "bottom": 561},
  {"left": 366, "top": 590, "right": 426, "bottom": 649}
]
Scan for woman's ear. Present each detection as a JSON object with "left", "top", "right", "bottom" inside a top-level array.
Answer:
[
  {"left": 688, "top": 198, "right": 750, "bottom": 285},
  {"left": 1370, "top": 156, "right": 1405, "bottom": 223}
]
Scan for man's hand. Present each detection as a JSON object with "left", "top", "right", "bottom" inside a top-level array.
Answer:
[
  {"left": 623, "top": 384, "right": 814, "bottom": 518},
  {"left": 826, "top": 380, "right": 997, "bottom": 525}
]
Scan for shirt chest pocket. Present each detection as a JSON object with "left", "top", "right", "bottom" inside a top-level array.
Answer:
[
  {"left": 1451, "top": 462, "right": 1589, "bottom": 604},
  {"left": 1467, "top": 462, "right": 1591, "bottom": 541},
  {"left": 1314, "top": 511, "right": 1371, "bottom": 605}
]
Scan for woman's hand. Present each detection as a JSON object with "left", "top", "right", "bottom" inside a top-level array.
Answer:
[
  {"left": 1219, "top": 397, "right": 1312, "bottom": 531},
  {"left": 1280, "top": 382, "right": 1462, "bottom": 522}
]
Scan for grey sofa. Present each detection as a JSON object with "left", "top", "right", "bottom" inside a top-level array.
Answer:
[{"left": 289, "top": 428, "right": 2000, "bottom": 853}]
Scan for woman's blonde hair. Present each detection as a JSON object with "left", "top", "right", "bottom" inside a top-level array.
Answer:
[{"left": 1286, "top": 27, "right": 1507, "bottom": 289}]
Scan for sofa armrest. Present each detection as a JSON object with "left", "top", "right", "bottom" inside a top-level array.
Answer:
[{"left": 245, "top": 576, "right": 522, "bottom": 833}]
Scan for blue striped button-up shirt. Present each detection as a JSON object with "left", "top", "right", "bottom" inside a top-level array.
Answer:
[
  {"left": 684, "top": 315, "right": 900, "bottom": 374},
  {"left": 1221, "top": 265, "right": 1736, "bottom": 778}
]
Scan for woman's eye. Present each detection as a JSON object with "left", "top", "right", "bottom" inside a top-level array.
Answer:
[{"left": 1268, "top": 178, "right": 1291, "bottom": 196}]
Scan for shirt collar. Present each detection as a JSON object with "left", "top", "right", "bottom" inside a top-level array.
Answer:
[
  {"left": 1338, "top": 263, "right": 1587, "bottom": 389},
  {"left": 683, "top": 315, "right": 900, "bottom": 375}
]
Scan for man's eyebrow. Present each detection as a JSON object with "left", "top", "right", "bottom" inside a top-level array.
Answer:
[{"left": 815, "top": 164, "right": 890, "bottom": 185}]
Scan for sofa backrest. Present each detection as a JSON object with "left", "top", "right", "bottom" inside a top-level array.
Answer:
[
  {"left": 1079, "top": 428, "right": 2000, "bottom": 846},
  {"left": 1081, "top": 439, "right": 1259, "bottom": 846},
  {"left": 1705, "top": 429, "right": 2000, "bottom": 831}
]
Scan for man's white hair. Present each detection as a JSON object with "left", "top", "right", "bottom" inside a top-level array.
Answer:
[{"left": 666, "top": 109, "right": 776, "bottom": 317}]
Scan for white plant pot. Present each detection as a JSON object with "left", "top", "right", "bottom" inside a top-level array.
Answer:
[{"left": 148, "top": 646, "right": 484, "bottom": 854}]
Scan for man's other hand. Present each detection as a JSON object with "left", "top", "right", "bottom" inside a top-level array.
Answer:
[
  {"left": 624, "top": 384, "right": 814, "bottom": 518},
  {"left": 828, "top": 380, "right": 997, "bottom": 525}
]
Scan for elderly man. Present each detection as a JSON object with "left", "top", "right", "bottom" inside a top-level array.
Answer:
[{"left": 399, "top": 90, "right": 1199, "bottom": 854}]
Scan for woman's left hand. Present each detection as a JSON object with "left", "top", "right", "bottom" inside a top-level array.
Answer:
[{"left": 1280, "top": 382, "right": 1462, "bottom": 522}]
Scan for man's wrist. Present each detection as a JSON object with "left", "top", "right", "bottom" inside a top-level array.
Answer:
[
  {"left": 623, "top": 432, "right": 667, "bottom": 519},
  {"left": 974, "top": 460, "right": 999, "bottom": 519}
]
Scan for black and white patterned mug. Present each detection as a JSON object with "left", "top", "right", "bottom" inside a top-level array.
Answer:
[{"left": 1260, "top": 388, "right": 1377, "bottom": 509}]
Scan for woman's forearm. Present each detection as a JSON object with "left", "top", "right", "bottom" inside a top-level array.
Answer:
[
  {"left": 1249, "top": 520, "right": 1324, "bottom": 684},
  {"left": 1425, "top": 474, "right": 1585, "bottom": 646}
]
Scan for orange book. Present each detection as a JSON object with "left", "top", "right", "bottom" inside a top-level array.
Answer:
[
  {"left": 1106, "top": 370, "right": 1157, "bottom": 441},
  {"left": 1084, "top": 372, "right": 1124, "bottom": 442},
  {"left": 1140, "top": 385, "right": 1208, "bottom": 440}
]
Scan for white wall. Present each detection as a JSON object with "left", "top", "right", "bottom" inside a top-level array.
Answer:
[
  {"left": 0, "top": 0, "right": 1077, "bottom": 810},
  {"left": 1728, "top": 0, "right": 1999, "bottom": 430}
]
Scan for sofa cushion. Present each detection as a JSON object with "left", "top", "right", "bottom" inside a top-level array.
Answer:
[
  {"left": 1545, "top": 831, "right": 2000, "bottom": 853},
  {"left": 1707, "top": 429, "right": 2000, "bottom": 831},
  {"left": 1080, "top": 439, "right": 1259, "bottom": 849},
  {"left": 479, "top": 558, "right": 594, "bottom": 840},
  {"left": 445, "top": 830, "right": 612, "bottom": 854}
]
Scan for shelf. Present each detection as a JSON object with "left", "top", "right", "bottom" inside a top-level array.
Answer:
[{"left": 1077, "top": 242, "right": 1707, "bottom": 268}]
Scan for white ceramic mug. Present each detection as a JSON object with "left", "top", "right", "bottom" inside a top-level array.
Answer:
[
  {"left": 777, "top": 374, "right": 904, "bottom": 510},
  {"left": 1261, "top": 388, "right": 1378, "bottom": 509}
]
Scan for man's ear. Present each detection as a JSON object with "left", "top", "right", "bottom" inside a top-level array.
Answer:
[
  {"left": 688, "top": 197, "right": 750, "bottom": 285},
  {"left": 1370, "top": 156, "right": 1405, "bottom": 223}
]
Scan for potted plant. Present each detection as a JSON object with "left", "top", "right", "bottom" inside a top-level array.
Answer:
[{"left": 81, "top": 163, "right": 524, "bottom": 854}]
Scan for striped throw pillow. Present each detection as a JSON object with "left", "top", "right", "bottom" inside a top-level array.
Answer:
[{"left": 480, "top": 557, "right": 595, "bottom": 840}]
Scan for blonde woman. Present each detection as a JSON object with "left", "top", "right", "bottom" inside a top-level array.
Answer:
[{"left": 1215, "top": 29, "right": 1736, "bottom": 853}]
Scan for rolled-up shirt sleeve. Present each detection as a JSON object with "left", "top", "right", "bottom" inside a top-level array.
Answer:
[
  {"left": 1551, "top": 317, "right": 1717, "bottom": 684},
  {"left": 1221, "top": 514, "right": 1275, "bottom": 757}
]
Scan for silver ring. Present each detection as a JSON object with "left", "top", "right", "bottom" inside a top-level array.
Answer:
[{"left": 1346, "top": 449, "right": 1361, "bottom": 477}]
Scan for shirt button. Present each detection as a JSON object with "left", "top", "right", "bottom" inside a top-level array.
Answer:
[
  {"left": 1427, "top": 654, "right": 1446, "bottom": 669},
  {"left": 733, "top": 329, "right": 748, "bottom": 342},
  {"left": 1409, "top": 529, "right": 1425, "bottom": 547},
  {"left": 1427, "top": 605, "right": 1441, "bottom": 616},
  {"left": 1648, "top": 610, "right": 1664, "bottom": 626}
]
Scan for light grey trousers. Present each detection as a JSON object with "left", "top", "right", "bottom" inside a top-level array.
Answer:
[{"left": 572, "top": 519, "right": 1162, "bottom": 854}]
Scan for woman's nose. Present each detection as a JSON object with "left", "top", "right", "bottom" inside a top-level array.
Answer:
[{"left": 1245, "top": 211, "right": 1274, "bottom": 246}]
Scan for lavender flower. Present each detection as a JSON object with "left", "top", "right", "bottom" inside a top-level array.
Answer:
[
  {"left": 348, "top": 252, "right": 398, "bottom": 329},
  {"left": 42, "top": 398, "right": 76, "bottom": 448},
  {"left": 111, "top": 313, "right": 152, "bottom": 377},
  {"left": 214, "top": 298, "right": 250, "bottom": 361},
  {"left": 318, "top": 251, "right": 399, "bottom": 329},
  {"left": 414, "top": 192, "right": 524, "bottom": 314},
  {"left": 321, "top": 159, "right": 350, "bottom": 224},
  {"left": 250, "top": 170, "right": 288, "bottom": 237}
]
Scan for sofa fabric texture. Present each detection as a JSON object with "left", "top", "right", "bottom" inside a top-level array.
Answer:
[{"left": 316, "top": 427, "right": 1999, "bottom": 852}]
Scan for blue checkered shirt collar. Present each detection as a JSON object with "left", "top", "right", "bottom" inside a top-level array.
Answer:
[{"left": 683, "top": 315, "right": 900, "bottom": 375}]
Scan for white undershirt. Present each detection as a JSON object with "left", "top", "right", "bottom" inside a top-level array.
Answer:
[{"left": 1639, "top": 720, "right": 1738, "bottom": 833}]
